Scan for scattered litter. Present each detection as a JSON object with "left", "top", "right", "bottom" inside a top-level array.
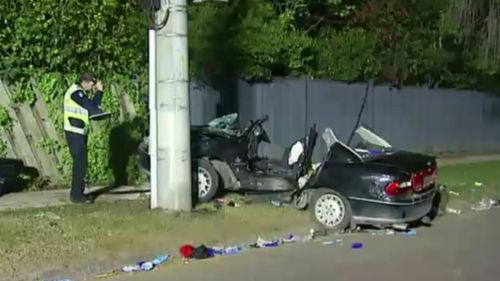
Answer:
[
  {"left": 322, "top": 239, "right": 343, "bottom": 246},
  {"left": 179, "top": 244, "right": 195, "bottom": 259},
  {"left": 121, "top": 254, "right": 170, "bottom": 273},
  {"left": 224, "top": 246, "right": 242, "bottom": 255},
  {"left": 46, "top": 279, "right": 73, "bottom": 281},
  {"left": 386, "top": 229, "right": 395, "bottom": 235},
  {"left": 35, "top": 211, "right": 61, "bottom": 220},
  {"left": 214, "top": 198, "right": 241, "bottom": 208},
  {"left": 227, "top": 201, "right": 240, "bottom": 207},
  {"left": 369, "top": 228, "right": 397, "bottom": 236},
  {"left": 446, "top": 208, "right": 462, "bottom": 215},
  {"left": 254, "top": 237, "right": 281, "bottom": 248},
  {"left": 351, "top": 242, "right": 363, "bottom": 249},
  {"left": 449, "top": 190, "right": 460, "bottom": 196},
  {"left": 474, "top": 182, "right": 484, "bottom": 187},
  {"left": 192, "top": 244, "right": 213, "bottom": 259},
  {"left": 282, "top": 234, "right": 297, "bottom": 243},
  {"left": 471, "top": 198, "right": 500, "bottom": 211},
  {"left": 270, "top": 200, "right": 283, "bottom": 207},
  {"left": 369, "top": 229, "right": 385, "bottom": 236},
  {"left": 392, "top": 224, "right": 408, "bottom": 231},
  {"left": 399, "top": 230, "right": 417, "bottom": 237}
]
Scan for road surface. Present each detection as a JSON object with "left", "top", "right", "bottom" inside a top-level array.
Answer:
[{"left": 105, "top": 209, "right": 500, "bottom": 281}]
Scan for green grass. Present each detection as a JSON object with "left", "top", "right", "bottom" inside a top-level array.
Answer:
[
  {"left": 0, "top": 199, "right": 310, "bottom": 280},
  {"left": 438, "top": 160, "right": 500, "bottom": 201},
  {"left": 1, "top": 160, "right": 499, "bottom": 280}
]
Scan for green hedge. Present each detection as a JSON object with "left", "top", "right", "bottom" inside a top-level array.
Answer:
[
  {"left": 3, "top": 72, "right": 148, "bottom": 187},
  {"left": 0, "top": 0, "right": 150, "bottom": 187}
]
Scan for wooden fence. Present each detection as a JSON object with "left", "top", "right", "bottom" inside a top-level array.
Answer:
[{"left": 0, "top": 79, "right": 137, "bottom": 185}]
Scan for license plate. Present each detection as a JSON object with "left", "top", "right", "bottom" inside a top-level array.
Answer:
[{"left": 423, "top": 175, "right": 433, "bottom": 187}]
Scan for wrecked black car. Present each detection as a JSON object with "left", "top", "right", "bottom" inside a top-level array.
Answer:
[
  {"left": 137, "top": 114, "right": 277, "bottom": 203},
  {"left": 295, "top": 126, "right": 438, "bottom": 231},
  {"left": 138, "top": 115, "right": 437, "bottom": 232}
]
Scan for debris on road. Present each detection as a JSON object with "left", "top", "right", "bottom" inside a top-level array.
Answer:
[
  {"left": 322, "top": 239, "right": 344, "bottom": 246},
  {"left": 351, "top": 242, "right": 363, "bottom": 249},
  {"left": 179, "top": 244, "right": 195, "bottom": 259},
  {"left": 214, "top": 198, "right": 241, "bottom": 208},
  {"left": 471, "top": 198, "right": 500, "bottom": 211},
  {"left": 386, "top": 229, "right": 396, "bottom": 235},
  {"left": 270, "top": 200, "right": 291, "bottom": 208},
  {"left": 392, "top": 223, "right": 408, "bottom": 231},
  {"left": 446, "top": 207, "right": 462, "bottom": 215},
  {"left": 192, "top": 245, "right": 213, "bottom": 259},
  {"left": 399, "top": 229, "right": 417, "bottom": 237},
  {"left": 121, "top": 254, "right": 170, "bottom": 273}
]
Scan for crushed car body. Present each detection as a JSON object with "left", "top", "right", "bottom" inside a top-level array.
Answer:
[
  {"left": 300, "top": 126, "right": 437, "bottom": 231},
  {"left": 137, "top": 114, "right": 437, "bottom": 231}
]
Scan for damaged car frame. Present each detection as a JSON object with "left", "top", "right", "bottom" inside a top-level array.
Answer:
[
  {"left": 137, "top": 115, "right": 437, "bottom": 232},
  {"left": 298, "top": 126, "right": 437, "bottom": 231}
]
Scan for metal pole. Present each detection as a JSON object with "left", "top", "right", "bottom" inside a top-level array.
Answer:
[
  {"left": 153, "top": 0, "right": 192, "bottom": 211},
  {"left": 148, "top": 28, "right": 158, "bottom": 208}
]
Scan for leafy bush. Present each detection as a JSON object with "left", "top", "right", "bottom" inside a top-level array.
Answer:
[{"left": 0, "top": 0, "right": 149, "bottom": 187}]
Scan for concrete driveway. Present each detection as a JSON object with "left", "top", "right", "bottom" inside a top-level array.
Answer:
[{"left": 104, "top": 208, "right": 500, "bottom": 281}]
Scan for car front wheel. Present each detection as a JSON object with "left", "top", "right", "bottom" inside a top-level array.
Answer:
[
  {"left": 195, "top": 159, "right": 220, "bottom": 203},
  {"left": 309, "top": 188, "right": 352, "bottom": 232}
]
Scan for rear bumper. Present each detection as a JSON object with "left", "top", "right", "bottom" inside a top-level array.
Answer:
[{"left": 349, "top": 189, "right": 435, "bottom": 225}]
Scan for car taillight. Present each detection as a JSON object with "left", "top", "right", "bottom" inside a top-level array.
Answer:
[
  {"left": 412, "top": 172, "right": 424, "bottom": 191},
  {"left": 385, "top": 180, "right": 412, "bottom": 196},
  {"left": 412, "top": 166, "right": 437, "bottom": 191}
]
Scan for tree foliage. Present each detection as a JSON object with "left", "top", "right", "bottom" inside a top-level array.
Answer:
[
  {"left": 0, "top": 0, "right": 148, "bottom": 79},
  {"left": 441, "top": 0, "right": 500, "bottom": 75},
  {"left": 1, "top": 0, "right": 499, "bottom": 187},
  {"left": 0, "top": 0, "right": 149, "bottom": 186}
]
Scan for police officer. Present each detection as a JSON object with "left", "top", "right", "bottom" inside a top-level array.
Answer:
[{"left": 64, "top": 73, "right": 108, "bottom": 204}]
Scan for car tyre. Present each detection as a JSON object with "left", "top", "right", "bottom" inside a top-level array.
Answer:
[
  {"left": 309, "top": 188, "right": 352, "bottom": 232},
  {"left": 195, "top": 159, "right": 220, "bottom": 203}
]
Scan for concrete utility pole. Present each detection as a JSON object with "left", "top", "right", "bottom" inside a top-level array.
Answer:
[{"left": 150, "top": 0, "right": 192, "bottom": 211}]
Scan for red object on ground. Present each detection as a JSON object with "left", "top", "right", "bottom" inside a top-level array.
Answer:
[{"left": 179, "top": 244, "right": 195, "bottom": 258}]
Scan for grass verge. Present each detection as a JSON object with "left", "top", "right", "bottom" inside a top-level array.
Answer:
[
  {"left": 0, "top": 199, "right": 311, "bottom": 281},
  {"left": 1, "top": 160, "right": 499, "bottom": 280},
  {"left": 438, "top": 160, "right": 500, "bottom": 202}
]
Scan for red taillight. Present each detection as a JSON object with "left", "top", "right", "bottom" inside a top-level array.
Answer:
[
  {"left": 412, "top": 172, "right": 424, "bottom": 191},
  {"left": 412, "top": 166, "right": 437, "bottom": 191},
  {"left": 385, "top": 181, "right": 412, "bottom": 196}
]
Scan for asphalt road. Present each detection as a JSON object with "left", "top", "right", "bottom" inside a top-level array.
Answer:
[{"left": 106, "top": 209, "right": 500, "bottom": 281}]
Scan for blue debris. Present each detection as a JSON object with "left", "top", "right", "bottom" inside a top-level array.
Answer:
[
  {"left": 121, "top": 254, "right": 170, "bottom": 273},
  {"left": 322, "top": 239, "right": 343, "bottom": 246},
  {"left": 351, "top": 242, "right": 363, "bottom": 249},
  {"left": 399, "top": 230, "right": 417, "bottom": 237}
]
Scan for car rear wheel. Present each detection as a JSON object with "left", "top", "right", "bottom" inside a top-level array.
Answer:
[
  {"left": 309, "top": 188, "right": 352, "bottom": 232},
  {"left": 195, "top": 159, "right": 220, "bottom": 203}
]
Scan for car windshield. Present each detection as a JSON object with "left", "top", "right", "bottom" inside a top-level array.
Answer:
[{"left": 349, "top": 126, "right": 392, "bottom": 151}]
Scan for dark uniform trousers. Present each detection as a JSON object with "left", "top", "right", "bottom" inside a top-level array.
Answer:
[{"left": 65, "top": 131, "right": 88, "bottom": 200}]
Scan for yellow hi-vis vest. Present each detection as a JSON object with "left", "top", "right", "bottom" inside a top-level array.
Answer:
[{"left": 63, "top": 84, "right": 89, "bottom": 135}]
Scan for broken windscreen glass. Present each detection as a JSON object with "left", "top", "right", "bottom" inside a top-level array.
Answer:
[{"left": 349, "top": 126, "right": 392, "bottom": 151}]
